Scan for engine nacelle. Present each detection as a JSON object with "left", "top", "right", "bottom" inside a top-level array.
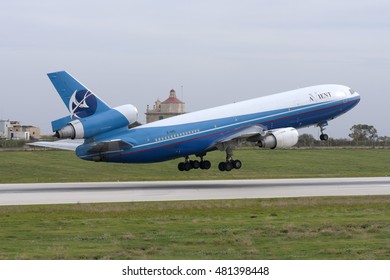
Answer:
[
  {"left": 257, "top": 127, "right": 299, "bottom": 149},
  {"left": 55, "top": 104, "right": 138, "bottom": 139}
]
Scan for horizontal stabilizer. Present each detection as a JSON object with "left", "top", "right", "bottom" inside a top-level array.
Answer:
[
  {"left": 28, "top": 139, "right": 83, "bottom": 151},
  {"left": 51, "top": 115, "right": 72, "bottom": 132}
]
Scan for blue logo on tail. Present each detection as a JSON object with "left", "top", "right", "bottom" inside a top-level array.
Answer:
[{"left": 69, "top": 90, "right": 97, "bottom": 118}]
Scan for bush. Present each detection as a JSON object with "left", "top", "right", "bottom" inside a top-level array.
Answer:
[{"left": 0, "top": 139, "right": 27, "bottom": 148}]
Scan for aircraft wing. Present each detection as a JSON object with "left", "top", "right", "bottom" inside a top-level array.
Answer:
[
  {"left": 28, "top": 139, "right": 83, "bottom": 151},
  {"left": 218, "top": 125, "right": 265, "bottom": 143},
  {"left": 213, "top": 125, "right": 265, "bottom": 152}
]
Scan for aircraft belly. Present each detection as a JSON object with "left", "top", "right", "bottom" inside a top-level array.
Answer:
[{"left": 103, "top": 139, "right": 211, "bottom": 163}]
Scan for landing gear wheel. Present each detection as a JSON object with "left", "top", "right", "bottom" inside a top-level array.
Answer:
[
  {"left": 178, "top": 161, "right": 192, "bottom": 171},
  {"left": 190, "top": 160, "right": 200, "bottom": 169},
  {"left": 183, "top": 162, "right": 191, "bottom": 171},
  {"left": 218, "top": 161, "right": 233, "bottom": 172},
  {"left": 225, "top": 161, "right": 233, "bottom": 171},
  {"left": 232, "top": 160, "right": 242, "bottom": 169},
  {"left": 200, "top": 160, "right": 211, "bottom": 170},
  {"left": 320, "top": 133, "right": 328, "bottom": 141}
]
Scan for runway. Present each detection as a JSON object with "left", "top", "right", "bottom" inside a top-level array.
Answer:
[{"left": 0, "top": 177, "right": 390, "bottom": 206}]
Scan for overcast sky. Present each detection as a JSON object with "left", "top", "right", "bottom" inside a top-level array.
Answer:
[{"left": 1, "top": 0, "right": 389, "bottom": 138}]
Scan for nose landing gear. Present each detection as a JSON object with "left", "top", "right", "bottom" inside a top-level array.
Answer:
[
  {"left": 318, "top": 122, "right": 329, "bottom": 141},
  {"left": 320, "top": 133, "right": 328, "bottom": 141}
]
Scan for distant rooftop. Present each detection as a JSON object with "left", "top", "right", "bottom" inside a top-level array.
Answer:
[{"left": 161, "top": 89, "right": 184, "bottom": 104}]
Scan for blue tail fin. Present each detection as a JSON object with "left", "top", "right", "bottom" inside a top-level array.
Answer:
[{"left": 47, "top": 71, "right": 110, "bottom": 118}]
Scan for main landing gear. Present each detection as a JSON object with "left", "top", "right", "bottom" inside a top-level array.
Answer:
[
  {"left": 218, "top": 159, "right": 242, "bottom": 171},
  {"left": 217, "top": 144, "right": 242, "bottom": 171},
  {"left": 177, "top": 156, "right": 211, "bottom": 171},
  {"left": 177, "top": 147, "right": 242, "bottom": 171},
  {"left": 177, "top": 154, "right": 242, "bottom": 172}
]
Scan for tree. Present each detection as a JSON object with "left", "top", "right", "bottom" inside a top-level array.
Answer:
[
  {"left": 378, "top": 136, "right": 390, "bottom": 148},
  {"left": 297, "top": 133, "right": 316, "bottom": 147},
  {"left": 349, "top": 124, "right": 378, "bottom": 145}
]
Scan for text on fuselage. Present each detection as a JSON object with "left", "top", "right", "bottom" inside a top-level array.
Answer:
[{"left": 310, "top": 92, "right": 332, "bottom": 102}]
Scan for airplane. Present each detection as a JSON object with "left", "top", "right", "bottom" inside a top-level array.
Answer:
[{"left": 31, "top": 71, "right": 361, "bottom": 172}]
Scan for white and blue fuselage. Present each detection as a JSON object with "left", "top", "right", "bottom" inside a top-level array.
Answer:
[
  {"left": 33, "top": 71, "right": 360, "bottom": 171},
  {"left": 75, "top": 84, "right": 360, "bottom": 163}
]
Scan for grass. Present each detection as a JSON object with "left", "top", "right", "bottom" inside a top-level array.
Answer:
[
  {"left": 0, "top": 148, "right": 389, "bottom": 259},
  {"left": 1, "top": 148, "right": 390, "bottom": 183},
  {"left": 0, "top": 196, "right": 389, "bottom": 259}
]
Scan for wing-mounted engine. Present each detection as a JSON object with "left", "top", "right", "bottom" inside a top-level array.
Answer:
[
  {"left": 257, "top": 127, "right": 298, "bottom": 149},
  {"left": 54, "top": 104, "right": 138, "bottom": 139}
]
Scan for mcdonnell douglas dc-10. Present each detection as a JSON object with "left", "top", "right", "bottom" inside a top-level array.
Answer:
[{"left": 32, "top": 71, "right": 360, "bottom": 171}]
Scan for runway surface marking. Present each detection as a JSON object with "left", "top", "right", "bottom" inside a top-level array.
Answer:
[{"left": 0, "top": 177, "right": 390, "bottom": 206}]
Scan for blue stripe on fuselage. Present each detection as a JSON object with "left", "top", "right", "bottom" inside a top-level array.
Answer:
[{"left": 77, "top": 96, "right": 360, "bottom": 163}]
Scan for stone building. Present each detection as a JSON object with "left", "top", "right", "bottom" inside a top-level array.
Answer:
[
  {"left": 145, "top": 89, "right": 185, "bottom": 123},
  {"left": 0, "top": 120, "right": 40, "bottom": 140},
  {"left": 0, "top": 120, "right": 11, "bottom": 139}
]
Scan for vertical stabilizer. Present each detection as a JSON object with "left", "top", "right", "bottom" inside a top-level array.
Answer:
[{"left": 47, "top": 71, "right": 110, "bottom": 119}]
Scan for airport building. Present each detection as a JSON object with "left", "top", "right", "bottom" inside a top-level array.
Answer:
[
  {"left": 145, "top": 89, "right": 185, "bottom": 123},
  {"left": 0, "top": 120, "right": 40, "bottom": 140}
]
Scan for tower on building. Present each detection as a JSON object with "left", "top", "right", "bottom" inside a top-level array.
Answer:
[{"left": 145, "top": 89, "right": 185, "bottom": 123}]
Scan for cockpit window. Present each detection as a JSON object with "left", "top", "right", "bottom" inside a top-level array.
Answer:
[{"left": 349, "top": 88, "right": 355, "bottom": 95}]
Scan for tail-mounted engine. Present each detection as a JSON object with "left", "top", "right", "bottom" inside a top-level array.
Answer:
[
  {"left": 55, "top": 104, "right": 138, "bottom": 139},
  {"left": 257, "top": 127, "right": 298, "bottom": 149}
]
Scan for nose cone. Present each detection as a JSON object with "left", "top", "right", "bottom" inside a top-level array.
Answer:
[
  {"left": 356, "top": 92, "right": 361, "bottom": 103},
  {"left": 347, "top": 88, "right": 361, "bottom": 110},
  {"left": 351, "top": 89, "right": 361, "bottom": 103}
]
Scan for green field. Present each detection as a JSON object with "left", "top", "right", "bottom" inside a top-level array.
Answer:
[
  {"left": 1, "top": 148, "right": 390, "bottom": 183},
  {"left": 0, "top": 196, "right": 389, "bottom": 259},
  {"left": 0, "top": 148, "right": 389, "bottom": 259}
]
